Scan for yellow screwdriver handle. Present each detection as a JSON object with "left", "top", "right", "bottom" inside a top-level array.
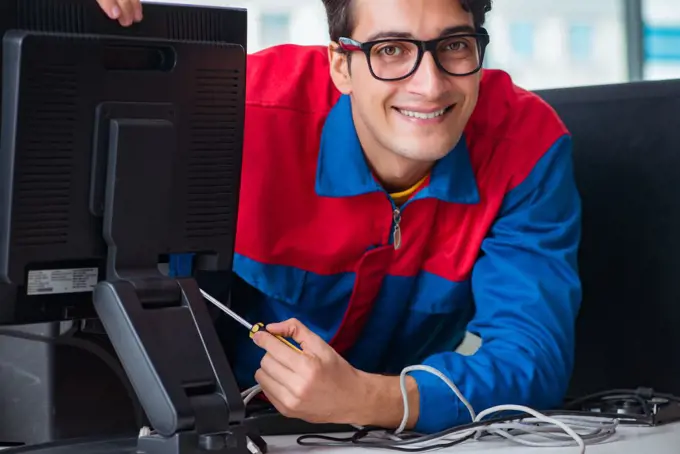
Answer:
[{"left": 250, "top": 322, "right": 302, "bottom": 353}]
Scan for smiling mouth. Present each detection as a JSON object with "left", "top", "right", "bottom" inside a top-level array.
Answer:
[{"left": 394, "top": 105, "right": 455, "bottom": 120}]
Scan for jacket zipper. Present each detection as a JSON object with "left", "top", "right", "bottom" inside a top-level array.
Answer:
[
  {"left": 386, "top": 179, "right": 427, "bottom": 250},
  {"left": 392, "top": 207, "right": 402, "bottom": 250}
]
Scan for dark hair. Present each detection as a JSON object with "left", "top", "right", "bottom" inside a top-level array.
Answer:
[{"left": 321, "top": 0, "right": 493, "bottom": 42}]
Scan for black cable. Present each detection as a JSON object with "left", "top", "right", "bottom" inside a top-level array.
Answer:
[
  {"left": 297, "top": 413, "right": 535, "bottom": 451},
  {"left": 297, "top": 409, "right": 623, "bottom": 452},
  {"left": 565, "top": 388, "right": 649, "bottom": 410},
  {"left": 296, "top": 388, "right": 680, "bottom": 451},
  {"left": 298, "top": 431, "right": 475, "bottom": 452},
  {"left": 351, "top": 435, "right": 475, "bottom": 452},
  {"left": 0, "top": 328, "right": 145, "bottom": 428},
  {"left": 654, "top": 392, "right": 680, "bottom": 403},
  {"left": 564, "top": 386, "right": 680, "bottom": 424},
  {"left": 566, "top": 387, "right": 680, "bottom": 406}
]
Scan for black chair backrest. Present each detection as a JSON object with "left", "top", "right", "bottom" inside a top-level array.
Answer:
[{"left": 536, "top": 79, "right": 680, "bottom": 398}]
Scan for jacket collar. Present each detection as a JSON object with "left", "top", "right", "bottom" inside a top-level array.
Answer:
[{"left": 315, "top": 94, "right": 480, "bottom": 204}]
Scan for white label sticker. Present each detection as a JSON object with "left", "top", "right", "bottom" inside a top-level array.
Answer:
[{"left": 26, "top": 268, "right": 99, "bottom": 296}]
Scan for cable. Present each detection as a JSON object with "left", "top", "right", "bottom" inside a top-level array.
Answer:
[
  {"left": 565, "top": 387, "right": 680, "bottom": 409},
  {"left": 139, "top": 385, "right": 265, "bottom": 454},
  {"left": 563, "top": 387, "right": 680, "bottom": 426},
  {"left": 197, "top": 291, "right": 617, "bottom": 451},
  {"left": 242, "top": 384, "right": 263, "bottom": 405},
  {"left": 0, "top": 328, "right": 146, "bottom": 429},
  {"left": 396, "top": 366, "right": 595, "bottom": 449},
  {"left": 396, "top": 365, "right": 476, "bottom": 434},
  {"left": 307, "top": 365, "right": 617, "bottom": 452},
  {"left": 296, "top": 411, "right": 618, "bottom": 452},
  {"left": 239, "top": 363, "right": 619, "bottom": 453}
]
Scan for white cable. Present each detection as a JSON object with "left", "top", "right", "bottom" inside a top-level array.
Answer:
[
  {"left": 477, "top": 405, "right": 586, "bottom": 451},
  {"left": 241, "top": 384, "right": 263, "bottom": 405},
  {"left": 246, "top": 436, "right": 263, "bottom": 454},
  {"left": 397, "top": 365, "right": 477, "bottom": 434},
  {"left": 196, "top": 288, "right": 617, "bottom": 450},
  {"left": 180, "top": 284, "right": 619, "bottom": 451},
  {"left": 238, "top": 364, "right": 617, "bottom": 452},
  {"left": 384, "top": 364, "right": 618, "bottom": 453}
]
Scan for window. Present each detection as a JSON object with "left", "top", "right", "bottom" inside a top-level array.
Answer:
[
  {"left": 152, "top": 0, "right": 680, "bottom": 88},
  {"left": 643, "top": 0, "right": 680, "bottom": 80},
  {"left": 509, "top": 22, "right": 535, "bottom": 58},
  {"left": 259, "top": 12, "right": 291, "bottom": 49},
  {"left": 569, "top": 24, "right": 594, "bottom": 61},
  {"left": 484, "top": 1, "right": 627, "bottom": 90},
  {"left": 645, "top": 26, "right": 680, "bottom": 61}
]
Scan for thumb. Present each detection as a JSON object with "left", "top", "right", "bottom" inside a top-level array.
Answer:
[{"left": 266, "top": 318, "right": 324, "bottom": 352}]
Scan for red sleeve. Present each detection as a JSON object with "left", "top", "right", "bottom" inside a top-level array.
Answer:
[{"left": 246, "top": 44, "right": 341, "bottom": 113}]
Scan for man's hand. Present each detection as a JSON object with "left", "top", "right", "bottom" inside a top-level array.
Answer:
[
  {"left": 96, "top": 0, "right": 143, "bottom": 27},
  {"left": 252, "top": 318, "right": 420, "bottom": 429},
  {"left": 252, "top": 318, "right": 367, "bottom": 425}
]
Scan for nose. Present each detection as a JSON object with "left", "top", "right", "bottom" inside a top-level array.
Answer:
[{"left": 406, "top": 51, "right": 448, "bottom": 97}]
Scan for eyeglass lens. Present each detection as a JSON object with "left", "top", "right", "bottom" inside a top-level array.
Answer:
[{"left": 369, "top": 36, "right": 481, "bottom": 80}]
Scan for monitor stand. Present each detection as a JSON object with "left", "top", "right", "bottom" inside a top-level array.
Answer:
[
  {"left": 0, "top": 435, "right": 266, "bottom": 454},
  {"left": 54, "top": 107, "right": 263, "bottom": 454},
  {"left": 0, "top": 322, "right": 140, "bottom": 446}
]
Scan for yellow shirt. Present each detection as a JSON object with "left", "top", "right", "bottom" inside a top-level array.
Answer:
[{"left": 389, "top": 174, "right": 429, "bottom": 207}]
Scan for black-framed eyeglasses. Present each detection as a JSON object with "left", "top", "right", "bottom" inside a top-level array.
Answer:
[{"left": 337, "top": 28, "right": 490, "bottom": 82}]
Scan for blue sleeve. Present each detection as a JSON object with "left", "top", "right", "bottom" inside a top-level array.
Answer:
[
  {"left": 168, "top": 253, "right": 195, "bottom": 277},
  {"left": 411, "top": 134, "right": 582, "bottom": 433}
]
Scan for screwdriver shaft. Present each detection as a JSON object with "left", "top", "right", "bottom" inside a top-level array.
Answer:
[
  {"left": 199, "top": 288, "right": 302, "bottom": 353},
  {"left": 199, "top": 288, "right": 253, "bottom": 331}
]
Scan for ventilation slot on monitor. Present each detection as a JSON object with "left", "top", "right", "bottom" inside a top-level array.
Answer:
[
  {"left": 17, "top": 0, "right": 87, "bottom": 33},
  {"left": 186, "top": 68, "right": 241, "bottom": 240},
  {"left": 12, "top": 64, "right": 78, "bottom": 246},
  {"left": 166, "top": 10, "right": 223, "bottom": 42}
]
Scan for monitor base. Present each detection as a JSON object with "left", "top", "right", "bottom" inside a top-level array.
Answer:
[
  {"left": 3, "top": 437, "right": 137, "bottom": 454},
  {"left": 4, "top": 429, "right": 267, "bottom": 454}
]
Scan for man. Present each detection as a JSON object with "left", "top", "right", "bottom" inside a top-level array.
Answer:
[{"left": 97, "top": 0, "right": 582, "bottom": 434}]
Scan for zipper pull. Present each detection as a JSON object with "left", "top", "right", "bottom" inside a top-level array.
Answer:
[{"left": 393, "top": 208, "right": 402, "bottom": 250}]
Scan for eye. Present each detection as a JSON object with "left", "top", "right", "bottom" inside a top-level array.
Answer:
[
  {"left": 378, "top": 45, "right": 401, "bottom": 57},
  {"left": 445, "top": 41, "right": 468, "bottom": 52}
]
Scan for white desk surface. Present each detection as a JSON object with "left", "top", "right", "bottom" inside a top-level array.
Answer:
[{"left": 262, "top": 422, "right": 680, "bottom": 453}]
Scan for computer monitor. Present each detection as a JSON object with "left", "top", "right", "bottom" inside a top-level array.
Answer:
[
  {"left": 0, "top": 0, "right": 247, "bottom": 325},
  {"left": 536, "top": 79, "right": 680, "bottom": 400},
  {"left": 0, "top": 1, "right": 255, "bottom": 453}
]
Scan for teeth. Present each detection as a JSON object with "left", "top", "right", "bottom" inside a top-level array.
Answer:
[{"left": 398, "top": 107, "right": 447, "bottom": 119}]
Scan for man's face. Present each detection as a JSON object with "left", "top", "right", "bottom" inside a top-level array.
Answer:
[{"left": 331, "top": 0, "right": 483, "bottom": 165}]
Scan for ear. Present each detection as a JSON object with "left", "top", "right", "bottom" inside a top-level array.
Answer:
[{"left": 328, "top": 43, "right": 352, "bottom": 95}]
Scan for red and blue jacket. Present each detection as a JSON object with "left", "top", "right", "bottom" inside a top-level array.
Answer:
[{"left": 172, "top": 44, "right": 582, "bottom": 434}]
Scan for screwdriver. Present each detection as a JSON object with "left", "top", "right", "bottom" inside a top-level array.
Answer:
[{"left": 199, "top": 289, "right": 302, "bottom": 353}]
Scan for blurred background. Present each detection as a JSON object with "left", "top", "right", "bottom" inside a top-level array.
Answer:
[{"left": 149, "top": 0, "right": 680, "bottom": 90}]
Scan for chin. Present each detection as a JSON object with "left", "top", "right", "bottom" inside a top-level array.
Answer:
[
  {"left": 392, "top": 143, "right": 454, "bottom": 162},
  {"left": 390, "top": 136, "right": 458, "bottom": 162}
]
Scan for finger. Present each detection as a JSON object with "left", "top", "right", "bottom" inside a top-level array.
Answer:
[
  {"left": 116, "top": 0, "right": 136, "bottom": 26},
  {"left": 266, "top": 318, "right": 325, "bottom": 351},
  {"left": 131, "top": 0, "right": 143, "bottom": 22},
  {"left": 253, "top": 330, "right": 305, "bottom": 369},
  {"left": 260, "top": 389, "right": 287, "bottom": 416},
  {"left": 260, "top": 353, "right": 298, "bottom": 393},
  {"left": 96, "top": 0, "right": 121, "bottom": 20},
  {"left": 255, "top": 368, "right": 296, "bottom": 414}
]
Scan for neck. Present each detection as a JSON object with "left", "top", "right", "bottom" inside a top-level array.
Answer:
[
  {"left": 363, "top": 147, "right": 432, "bottom": 193},
  {"left": 349, "top": 99, "right": 433, "bottom": 192}
]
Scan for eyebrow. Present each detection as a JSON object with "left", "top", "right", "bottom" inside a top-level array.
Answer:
[{"left": 365, "top": 25, "right": 476, "bottom": 42}]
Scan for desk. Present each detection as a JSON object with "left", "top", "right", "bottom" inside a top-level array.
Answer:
[
  {"left": 0, "top": 424, "right": 677, "bottom": 454},
  {"left": 262, "top": 422, "right": 680, "bottom": 453}
]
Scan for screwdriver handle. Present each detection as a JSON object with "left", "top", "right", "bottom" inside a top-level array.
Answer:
[{"left": 249, "top": 322, "right": 302, "bottom": 353}]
